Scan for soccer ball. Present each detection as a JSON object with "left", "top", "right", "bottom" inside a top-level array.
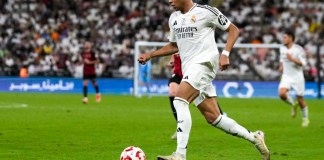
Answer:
[{"left": 120, "top": 146, "right": 146, "bottom": 160}]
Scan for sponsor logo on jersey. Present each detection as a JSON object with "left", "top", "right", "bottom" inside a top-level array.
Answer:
[
  {"left": 173, "top": 26, "right": 198, "bottom": 34},
  {"left": 173, "top": 26, "right": 197, "bottom": 39}
]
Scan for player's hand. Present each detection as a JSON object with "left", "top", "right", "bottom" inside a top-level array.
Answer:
[
  {"left": 286, "top": 53, "right": 294, "bottom": 61},
  {"left": 84, "top": 59, "right": 90, "bottom": 64},
  {"left": 138, "top": 53, "right": 151, "bottom": 65},
  {"left": 219, "top": 54, "right": 230, "bottom": 71},
  {"left": 287, "top": 53, "right": 298, "bottom": 64}
]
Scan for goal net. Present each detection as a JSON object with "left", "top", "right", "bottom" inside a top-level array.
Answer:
[{"left": 134, "top": 41, "right": 281, "bottom": 97}]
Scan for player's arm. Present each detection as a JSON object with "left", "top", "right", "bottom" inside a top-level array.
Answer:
[
  {"left": 223, "top": 24, "right": 240, "bottom": 54},
  {"left": 84, "top": 59, "right": 99, "bottom": 64},
  {"left": 92, "top": 58, "right": 100, "bottom": 64},
  {"left": 278, "top": 62, "right": 283, "bottom": 73},
  {"left": 278, "top": 46, "right": 285, "bottom": 72},
  {"left": 286, "top": 53, "right": 303, "bottom": 66},
  {"left": 85, "top": 52, "right": 99, "bottom": 64},
  {"left": 210, "top": 6, "right": 239, "bottom": 71},
  {"left": 287, "top": 47, "right": 306, "bottom": 66},
  {"left": 219, "top": 23, "right": 240, "bottom": 71},
  {"left": 138, "top": 42, "right": 178, "bottom": 65},
  {"left": 168, "top": 54, "right": 175, "bottom": 68}
]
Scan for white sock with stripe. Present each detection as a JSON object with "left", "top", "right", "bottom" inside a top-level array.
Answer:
[
  {"left": 212, "top": 115, "right": 255, "bottom": 143},
  {"left": 174, "top": 97, "right": 191, "bottom": 157}
]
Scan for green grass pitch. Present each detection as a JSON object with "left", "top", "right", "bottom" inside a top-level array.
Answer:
[{"left": 0, "top": 93, "right": 323, "bottom": 159}]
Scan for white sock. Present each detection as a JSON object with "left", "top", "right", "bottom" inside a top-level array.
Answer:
[
  {"left": 174, "top": 97, "right": 191, "bottom": 156},
  {"left": 285, "top": 93, "right": 295, "bottom": 106},
  {"left": 212, "top": 115, "right": 255, "bottom": 143},
  {"left": 301, "top": 106, "right": 309, "bottom": 119}
]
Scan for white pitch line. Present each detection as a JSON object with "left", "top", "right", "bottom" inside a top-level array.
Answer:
[{"left": 0, "top": 103, "right": 28, "bottom": 108}]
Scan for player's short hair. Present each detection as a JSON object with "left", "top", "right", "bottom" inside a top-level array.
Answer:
[
  {"left": 284, "top": 29, "right": 295, "bottom": 41},
  {"left": 194, "top": 0, "right": 209, "bottom": 5}
]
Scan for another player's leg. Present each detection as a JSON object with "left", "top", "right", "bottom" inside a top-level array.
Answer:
[
  {"left": 169, "top": 89, "right": 178, "bottom": 121},
  {"left": 169, "top": 96, "right": 177, "bottom": 140},
  {"left": 297, "top": 96, "right": 309, "bottom": 127},
  {"left": 145, "top": 76, "right": 151, "bottom": 97},
  {"left": 91, "top": 79, "right": 101, "bottom": 102},
  {"left": 83, "top": 79, "right": 89, "bottom": 104},
  {"left": 197, "top": 97, "right": 270, "bottom": 160},
  {"left": 169, "top": 81, "right": 179, "bottom": 140},
  {"left": 279, "top": 87, "right": 297, "bottom": 117},
  {"left": 217, "top": 100, "right": 227, "bottom": 116}
]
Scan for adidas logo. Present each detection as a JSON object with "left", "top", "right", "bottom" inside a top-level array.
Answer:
[
  {"left": 173, "top": 20, "right": 177, "bottom": 26},
  {"left": 177, "top": 127, "right": 183, "bottom": 132},
  {"left": 183, "top": 76, "right": 188, "bottom": 79}
]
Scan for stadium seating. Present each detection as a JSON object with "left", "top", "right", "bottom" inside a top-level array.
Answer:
[{"left": 0, "top": 0, "right": 323, "bottom": 81}]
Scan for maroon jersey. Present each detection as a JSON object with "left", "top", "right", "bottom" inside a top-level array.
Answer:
[
  {"left": 81, "top": 51, "right": 96, "bottom": 75},
  {"left": 173, "top": 54, "right": 183, "bottom": 78}
]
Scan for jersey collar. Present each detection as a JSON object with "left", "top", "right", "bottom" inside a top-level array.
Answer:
[
  {"left": 189, "top": 3, "right": 197, "bottom": 12},
  {"left": 182, "top": 3, "right": 197, "bottom": 14}
]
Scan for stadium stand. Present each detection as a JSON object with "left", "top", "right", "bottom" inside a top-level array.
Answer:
[{"left": 0, "top": 0, "right": 323, "bottom": 81}]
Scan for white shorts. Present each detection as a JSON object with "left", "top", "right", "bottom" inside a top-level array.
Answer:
[
  {"left": 279, "top": 77, "right": 305, "bottom": 96},
  {"left": 182, "top": 62, "right": 217, "bottom": 106}
]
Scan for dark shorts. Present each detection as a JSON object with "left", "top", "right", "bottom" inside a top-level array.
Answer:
[
  {"left": 83, "top": 74, "right": 96, "bottom": 81},
  {"left": 168, "top": 74, "right": 182, "bottom": 86}
]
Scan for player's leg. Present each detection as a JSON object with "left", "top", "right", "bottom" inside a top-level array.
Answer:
[
  {"left": 90, "top": 78, "right": 100, "bottom": 94},
  {"left": 169, "top": 82, "right": 178, "bottom": 120},
  {"left": 91, "top": 77, "right": 101, "bottom": 102},
  {"left": 196, "top": 96, "right": 270, "bottom": 160},
  {"left": 158, "top": 81, "right": 199, "bottom": 160},
  {"left": 145, "top": 75, "right": 151, "bottom": 94},
  {"left": 83, "top": 79, "right": 89, "bottom": 104},
  {"left": 217, "top": 100, "right": 225, "bottom": 115},
  {"left": 138, "top": 76, "right": 150, "bottom": 97},
  {"left": 297, "top": 96, "right": 309, "bottom": 127},
  {"left": 168, "top": 74, "right": 182, "bottom": 121},
  {"left": 197, "top": 97, "right": 254, "bottom": 141},
  {"left": 169, "top": 78, "right": 180, "bottom": 140},
  {"left": 293, "top": 82, "right": 309, "bottom": 127},
  {"left": 174, "top": 82, "right": 198, "bottom": 155},
  {"left": 278, "top": 87, "right": 295, "bottom": 106},
  {"left": 279, "top": 81, "right": 298, "bottom": 117}
]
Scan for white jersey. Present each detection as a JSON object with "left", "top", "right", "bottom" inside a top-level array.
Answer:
[
  {"left": 279, "top": 44, "right": 306, "bottom": 81},
  {"left": 168, "top": 4, "right": 231, "bottom": 73}
]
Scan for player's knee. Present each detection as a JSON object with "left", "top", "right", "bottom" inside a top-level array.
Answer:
[
  {"left": 278, "top": 92, "right": 286, "bottom": 98},
  {"left": 173, "top": 97, "right": 189, "bottom": 111},
  {"left": 169, "top": 90, "right": 177, "bottom": 97},
  {"left": 203, "top": 112, "right": 219, "bottom": 124}
]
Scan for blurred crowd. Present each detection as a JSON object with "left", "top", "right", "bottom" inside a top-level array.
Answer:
[
  {"left": 0, "top": 0, "right": 323, "bottom": 81},
  {"left": 217, "top": 0, "right": 324, "bottom": 81}
]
